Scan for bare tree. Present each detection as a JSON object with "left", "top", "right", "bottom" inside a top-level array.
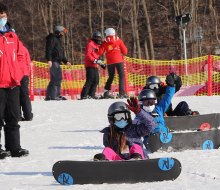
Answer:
[
  {"left": 88, "top": 0, "right": 92, "bottom": 34},
  {"left": 142, "top": 0, "right": 155, "bottom": 59},
  {"left": 3, "top": 0, "right": 220, "bottom": 63},
  {"left": 209, "top": 0, "right": 220, "bottom": 43}
]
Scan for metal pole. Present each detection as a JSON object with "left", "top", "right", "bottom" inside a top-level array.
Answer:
[
  {"left": 182, "top": 27, "right": 188, "bottom": 74},
  {"left": 182, "top": 26, "right": 188, "bottom": 85}
]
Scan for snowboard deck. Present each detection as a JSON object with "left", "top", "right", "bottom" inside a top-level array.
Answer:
[
  {"left": 165, "top": 113, "right": 220, "bottom": 131},
  {"left": 52, "top": 157, "right": 182, "bottom": 185},
  {"left": 145, "top": 128, "right": 220, "bottom": 153}
]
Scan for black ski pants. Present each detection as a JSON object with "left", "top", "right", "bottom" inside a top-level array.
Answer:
[
  {"left": 20, "top": 76, "right": 33, "bottom": 120},
  {"left": 0, "top": 87, "right": 21, "bottom": 151},
  {"left": 46, "top": 62, "right": 62, "bottom": 99},
  {"left": 105, "top": 62, "right": 125, "bottom": 95},
  {"left": 81, "top": 67, "right": 99, "bottom": 98},
  {"left": 172, "top": 101, "right": 191, "bottom": 116}
]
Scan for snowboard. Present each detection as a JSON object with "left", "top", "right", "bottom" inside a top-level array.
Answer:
[
  {"left": 144, "top": 128, "right": 220, "bottom": 153},
  {"left": 165, "top": 113, "right": 220, "bottom": 131},
  {"left": 52, "top": 157, "right": 182, "bottom": 185}
]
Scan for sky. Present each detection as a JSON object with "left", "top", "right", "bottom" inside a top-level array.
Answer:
[{"left": 1, "top": 95, "right": 220, "bottom": 190}]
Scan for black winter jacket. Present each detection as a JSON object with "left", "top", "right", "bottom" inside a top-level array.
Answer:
[{"left": 45, "top": 33, "right": 68, "bottom": 64}]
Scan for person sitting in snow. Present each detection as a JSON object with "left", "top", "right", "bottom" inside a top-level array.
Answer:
[
  {"left": 133, "top": 73, "right": 178, "bottom": 148},
  {"left": 143, "top": 74, "right": 199, "bottom": 116},
  {"left": 93, "top": 99, "right": 157, "bottom": 161}
]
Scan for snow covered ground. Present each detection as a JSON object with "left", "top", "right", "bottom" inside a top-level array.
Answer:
[{"left": 1, "top": 96, "right": 220, "bottom": 190}]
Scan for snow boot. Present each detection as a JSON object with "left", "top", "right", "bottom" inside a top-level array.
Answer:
[
  {"left": 93, "top": 153, "right": 107, "bottom": 161},
  {"left": 10, "top": 148, "right": 29, "bottom": 157},
  {"left": 103, "top": 91, "right": 115, "bottom": 99},
  {"left": 130, "top": 153, "right": 142, "bottom": 160},
  {"left": 0, "top": 149, "right": 11, "bottom": 159},
  {"left": 117, "top": 94, "right": 129, "bottom": 99}
]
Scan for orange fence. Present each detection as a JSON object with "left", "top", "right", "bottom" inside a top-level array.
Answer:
[{"left": 30, "top": 55, "right": 220, "bottom": 100}]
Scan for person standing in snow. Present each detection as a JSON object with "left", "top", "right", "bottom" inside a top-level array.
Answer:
[
  {"left": 19, "top": 44, "right": 33, "bottom": 121},
  {"left": 45, "top": 25, "right": 71, "bottom": 101},
  {"left": 0, "top": 3, "right": 29, "bottom": 159},
  {"left": 80, "top": 31, "right": 106, "bottom": 99},
  {"left": 97, "top": 28, "right": 128, "bottom": 99}
]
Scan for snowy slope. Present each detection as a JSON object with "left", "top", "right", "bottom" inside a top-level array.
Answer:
[{"left": 1, "top": 96, "right": 220, "bottom": 190}]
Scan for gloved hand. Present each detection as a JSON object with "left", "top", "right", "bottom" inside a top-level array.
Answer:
[
  {"left": 166, "top": 72, "right": 177, "bottom": 87},
  {"left": 93, "top": 59, "right": 103, "bottom": 65},
  {"left": 100, "top": 63, "right": 106, "bottom": 70},
  {"left": 174, "top": 75, "right": 182, "bottom": 92},
  {"left": 127, "top": 97, "right": 141, "bottom": 114},
  {"left": 165, "top": 73, "right": 175, "bottom": 87}
]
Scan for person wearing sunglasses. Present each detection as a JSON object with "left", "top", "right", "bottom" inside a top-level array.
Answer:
[
  {"left": 93, "top": 98, "right": 157, "bottom": 161},
  {"left": 144, "top": 74, "right": 199, "bottom": 116}
]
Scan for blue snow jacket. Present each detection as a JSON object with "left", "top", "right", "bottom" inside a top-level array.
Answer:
[
  {"left": 133, "top": 86, "right": 175, "bottom": 133},
  {"left": 100, "top": 109, "right": 157, "bottom": 159}
]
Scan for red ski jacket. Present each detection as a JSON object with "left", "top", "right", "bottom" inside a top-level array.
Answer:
[
  {"left": 84, "top": 39, "right": 100, "bottom": 68},
  {"left": 20, "top": 43, "right": 31, "bottom": 76},
  {"left": 0, "top": 28, "right": 24, "bottom": 88},
  {"left": 98, "top": 36, "right": 128, "bottom": 65}
]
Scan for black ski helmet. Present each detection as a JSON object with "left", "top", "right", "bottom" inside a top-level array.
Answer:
[
  {"left": 107, "top": 101, "right": 131, "bottom": 124},
  {"left": 91, "top": 31, "right": 102, "bottom": 44},
  {"left": 145, "top": 76, "right": 162, "bottom": 93},
  {"left": 146, "top": 76, "right": 161, "bottom": 87},
  {"left": 138, "top": 89, "right": 157, "bottom": 101}
]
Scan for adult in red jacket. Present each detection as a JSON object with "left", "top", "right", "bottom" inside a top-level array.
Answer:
[
  {"left": 0, "top": 3, "right": 29, "bottom": 159},
  {"left": 80, "top": 31, "right": 105, "bottom": 99},
  {"left": 98, "top": 28, "right": 128, "bottom": 99},
  {"left": 19, "top": 43, "right": 33, "bottom": 121}
]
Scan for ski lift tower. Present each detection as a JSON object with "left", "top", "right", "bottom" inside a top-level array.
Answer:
[{"left": 175, "top": 14, "right": 192, "bottom": 84}]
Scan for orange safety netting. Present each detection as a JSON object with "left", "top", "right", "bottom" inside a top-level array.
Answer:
[{"left": 32, "top": 55, "right": 220, "bottom": 99}]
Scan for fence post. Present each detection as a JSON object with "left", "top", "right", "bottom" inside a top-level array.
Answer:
[
  {"left": 123, "top": 61, "right": 129, "bottom": 95},
  {"left": 207, "top": 55, "right": 212, "bottom": 96}
]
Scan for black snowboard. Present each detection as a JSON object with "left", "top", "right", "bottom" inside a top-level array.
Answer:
[
  {"left": 165, "top": 113, "right": 220, "bottom": 131},
  {"left": 144, "top": 128, "right": 220, "bottom": 153},
  {"left": 52, "top": 157, "right": 182, "bottom": 185}
]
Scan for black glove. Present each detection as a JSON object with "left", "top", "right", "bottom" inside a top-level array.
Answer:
[
  {"left": 165, "top": 73, "right": 176, "bottom": 87},
  {"left": 175, "top": 75, "right": 182, "bottom": 92},
  {"left": 94, "top": 59, "right": 106, "bottom": 69},
  {"left": 166, "top": 72, "right": 182, "bottom": 88},
  {"left": 100, "top": 63, "right": 106, "bottom": 70}
]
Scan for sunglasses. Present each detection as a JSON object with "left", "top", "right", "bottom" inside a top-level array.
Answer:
[
  {"left": 142, "top": 99, "right": 156, "bottom": 106},
  {"left": 148, "top": 84, "right": 159, "bottom": 90},
  {"left": 114, "top": 112, "right": 130, "bottom": 121}
]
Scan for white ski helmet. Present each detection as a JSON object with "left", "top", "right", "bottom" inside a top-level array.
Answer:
[{"left": 105, "top": 28, "right": 116, "bottom": 36}]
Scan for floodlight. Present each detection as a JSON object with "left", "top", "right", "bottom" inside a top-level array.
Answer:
[{"left": 175, "top": 14, "right": 192, "bottom": 25}]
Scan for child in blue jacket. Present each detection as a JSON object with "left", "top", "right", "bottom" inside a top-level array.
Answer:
[{"left": 133, "top": 73, "right": 178, "bottom": 145}]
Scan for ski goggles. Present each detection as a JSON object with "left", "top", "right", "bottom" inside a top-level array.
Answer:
[
  {"left": 148, "top": 83, "right": 159, "bottom": 90},
  {"left": 142, "top": 99, "right": 156, "bottom": 106},
  {"left": 114, "top": 112, "right": 130, "bottom": 121}
]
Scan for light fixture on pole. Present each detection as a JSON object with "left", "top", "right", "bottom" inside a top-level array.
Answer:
[{"left": 175, "top": 13, "right": 192, "bottom": 84}]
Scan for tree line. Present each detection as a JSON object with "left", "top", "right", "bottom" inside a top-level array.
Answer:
[{"left": 2, "top": 0, "right": 220, "bottom": 64}]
